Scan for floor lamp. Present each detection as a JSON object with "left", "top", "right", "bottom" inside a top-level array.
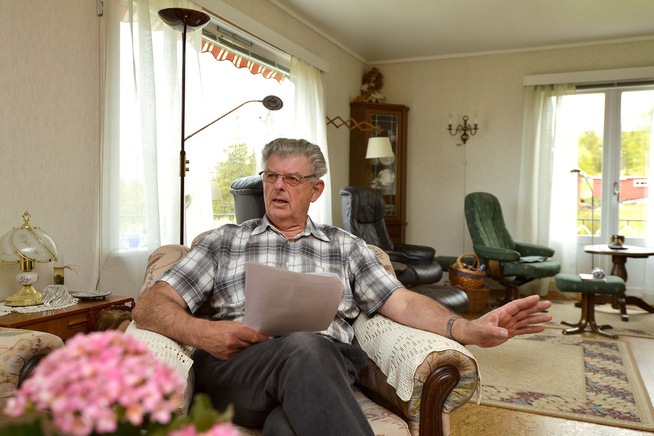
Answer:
[
  {"left": 159, "top": 8, "right": 283, "bottom": 244},
  {"left": 571, "top": 168, "right": 595, "bottom": 270}
]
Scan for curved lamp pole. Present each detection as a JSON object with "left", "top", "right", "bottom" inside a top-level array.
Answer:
[{"left": 571, "top": 168, "right": 595, "bottom": 270}]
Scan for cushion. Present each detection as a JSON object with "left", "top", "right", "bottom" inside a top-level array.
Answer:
[
  {"left": 0, "top": 328, "right": 64, "bottom": 398},
  {"left": 555, "top": 273, "right": 626, "bottom": 295},
  {"left": 140, "top": 245, "right": 191, "bottom": 296}
]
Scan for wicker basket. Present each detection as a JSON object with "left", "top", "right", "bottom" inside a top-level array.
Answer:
[
  {"left": 448, "top": 253, "right": 486, "bottom": 290},
  {"left": 464, "top": 287, "right": 490, "bottom": 314}
]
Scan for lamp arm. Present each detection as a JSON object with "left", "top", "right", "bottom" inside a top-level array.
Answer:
[{"left": 184, "top": 99, "right": 262, "bottom": 142}]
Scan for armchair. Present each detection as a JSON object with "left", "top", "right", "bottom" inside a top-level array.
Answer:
[
  {"left": 464, "top": 192, "right": 561, "bottom": 304},
  {"left": 131, "top": 238, "right": 480, "bottom": 436},
  {"left": 340, "top": 186, "right": 468, "bottom": 313},
  {"left": 340, "top": 186, "right": 442, "bottom": 288}
]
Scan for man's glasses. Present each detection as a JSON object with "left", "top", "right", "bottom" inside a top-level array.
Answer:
[{"left": 259, "top": 170, "right": 316, "bottom": 187}]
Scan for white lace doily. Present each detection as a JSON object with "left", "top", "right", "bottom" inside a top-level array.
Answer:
[
  {"left": 0, "top": 299, "right": 79, "bottom": 316},
  {"left": 125, "top": 321, "right": 194, "bottom": 380},
  {"left": 354, "top": 312, "right": 479, "bottom": 402}
]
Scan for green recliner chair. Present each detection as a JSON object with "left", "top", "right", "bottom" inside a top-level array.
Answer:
[{"left": 464, "top": 192, "right": 561, "bottom": 304}]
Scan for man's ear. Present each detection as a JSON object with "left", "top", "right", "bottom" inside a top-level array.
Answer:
[{"left": 310, "top": 179, "right": 325, "bottom": 203}]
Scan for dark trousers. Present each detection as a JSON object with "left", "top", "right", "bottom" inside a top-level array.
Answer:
[{"left": 192, "top": 332, "right": 374, "bottom": 436}]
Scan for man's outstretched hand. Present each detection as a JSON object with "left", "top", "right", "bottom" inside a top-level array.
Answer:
[{"left": 454, "top": 295, "right": 552, "bottom": 348}]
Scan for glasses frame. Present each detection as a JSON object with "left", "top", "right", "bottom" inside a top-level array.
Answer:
[{"left": 259, "top": 170, "right": 317, "bottom": 187}]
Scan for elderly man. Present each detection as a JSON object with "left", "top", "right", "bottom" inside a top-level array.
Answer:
[{"left": 133, "top": 138, "right": 552, "bottom": 435}]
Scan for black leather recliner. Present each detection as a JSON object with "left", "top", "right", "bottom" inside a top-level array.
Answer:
[
  {"left": 340, "top": 186, "right": 468, "bottom": 313},
  {"left": 230, "top": 175, "right": 266, "bottom": 223},
  {"left": 339, "top": 186, "right": 443, "bottom": 286}
]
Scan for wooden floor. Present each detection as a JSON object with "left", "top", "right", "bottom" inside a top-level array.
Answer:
[{"left": 450, "top": 291, "right": 654, "bottom": 435}]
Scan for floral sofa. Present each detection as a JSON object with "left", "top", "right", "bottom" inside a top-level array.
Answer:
[
  {"left": 0, "top": 327, "right": 64, "bottom": 399},
  {"left": 129, "top": 233, "right": 481, "bottom": 436}
]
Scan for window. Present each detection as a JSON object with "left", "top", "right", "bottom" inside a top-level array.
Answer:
[
  {"left": 559, "top": 86, "right": 654, "bottom": 240},
  {"left": 115, "top": 9, "right": 291, "bottom": 250}
]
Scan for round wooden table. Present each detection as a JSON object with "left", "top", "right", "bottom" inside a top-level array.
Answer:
[{"left": 584, "top": 244, "right": 654, "bottom": 320}]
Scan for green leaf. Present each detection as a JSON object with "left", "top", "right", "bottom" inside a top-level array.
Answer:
[{"left": 0, "top": 417, "right": 45, "bottom": 436}]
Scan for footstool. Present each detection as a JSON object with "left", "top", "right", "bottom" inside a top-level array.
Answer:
[
  {"left": 554, "top": 273, "right": 626, "bottom": 339},
  {"left": 0, "top": 328, "right": 64, "bottom": 398}
]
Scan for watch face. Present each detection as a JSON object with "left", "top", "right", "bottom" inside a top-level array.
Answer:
[
  {"left": 379, "top": 155, "right": 395, "bottom": 165},
  {"left": 378, "top": 169, "right": 396, "bottom": 186}
]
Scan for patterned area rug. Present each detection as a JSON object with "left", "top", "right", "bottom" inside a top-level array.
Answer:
[
  {"left": 544, "top": 299, "right": 654, "bottom": 339},
  {"left": 468, "top": 331, "right": 654, "bottom": 431}
]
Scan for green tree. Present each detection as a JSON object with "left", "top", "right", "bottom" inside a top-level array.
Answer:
[
  {"left": 212, "top": 143, "right": 258, "bottom": 223},
  {"left": 577, "top": 131, "right": 602, "bottom": 176}
]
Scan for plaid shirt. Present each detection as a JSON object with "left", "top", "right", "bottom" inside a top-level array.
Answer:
[{"left": 158, "top": 215, "right": 402, "bottom": 343}]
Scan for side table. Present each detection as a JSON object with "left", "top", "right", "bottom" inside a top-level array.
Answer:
[
  {"left": 0, "top": 295, "right": 135, "bottom": 340},
  {"left": 584, "top": 244, "right": 654, "bottom": 321}
]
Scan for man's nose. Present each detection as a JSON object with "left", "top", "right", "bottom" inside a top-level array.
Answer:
[{"left": 273, "top": 174, "right": 286, "bottom": 189}]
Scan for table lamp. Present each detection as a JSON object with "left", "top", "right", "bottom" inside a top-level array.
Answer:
[
  {"left": 0, "top": 212, "right": 58, "bottom": 306},
  {"left": 366, "top": 137, "right": 394, "bottom": 189}
]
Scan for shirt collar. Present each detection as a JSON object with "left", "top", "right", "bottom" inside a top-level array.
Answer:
[{"left": 253, "top": 215, "right": 331, "bottom": 243}]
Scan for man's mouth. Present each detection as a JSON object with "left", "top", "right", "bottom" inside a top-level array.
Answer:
[{"left": 272, "top": 198, "right": 288, "bottom": 204}]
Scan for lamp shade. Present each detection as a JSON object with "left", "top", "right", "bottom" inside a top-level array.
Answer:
[
  {"left": 0, "top": 213, "right": 57, "bottom": 264},
  {"left": 365, "top": 137, "right": 394, "bottom": 159},
  {"left": 0, "top": 212, "right": 58, "bottom": 306}
]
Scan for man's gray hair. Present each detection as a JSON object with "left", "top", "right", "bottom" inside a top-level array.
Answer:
[{"left": 261, "top": 138, "right": 328, "bottom": 178}]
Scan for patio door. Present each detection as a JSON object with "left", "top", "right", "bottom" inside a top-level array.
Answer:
[{"left": 564, "top": 85, "right": 654, "bottom": 286}]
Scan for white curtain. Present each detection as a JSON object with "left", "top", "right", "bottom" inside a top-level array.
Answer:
[
  {"left": 99, "top": 0, "right": 204, "bottom": 297},
  {"left": 644, "top": 106, "right": 654, "bottom": 303},
  {"left": 516, "top": 84, "right": 576, "bottom": 293},
  {"left": 290, "top": 57, "right": 332, "bottom": 225}
]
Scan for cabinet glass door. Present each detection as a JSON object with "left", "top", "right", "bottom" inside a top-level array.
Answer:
[{"left": 369, "top": 113, "right": 399, "bottom": 217}]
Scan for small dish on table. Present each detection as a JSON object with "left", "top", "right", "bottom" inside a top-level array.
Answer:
[{"left": 71, "top": 291, "right": 113, "bottom": 300}]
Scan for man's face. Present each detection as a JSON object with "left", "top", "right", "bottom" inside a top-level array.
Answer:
[{"left": 262, "top": 154, "right": 324, "bottom": 234}]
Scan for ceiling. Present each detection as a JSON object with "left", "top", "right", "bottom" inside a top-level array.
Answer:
[{"left": 270, "top": 0, "right": 654, "bottom": 64}]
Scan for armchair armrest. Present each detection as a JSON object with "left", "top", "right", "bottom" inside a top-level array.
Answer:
[
  {"left": 353, "top": 313, "right": 480, "bottom": 436},
  {"left": 472, "top": 245, "right": 520, "bottom": 262},
  {"left": 394, "top": 243, "right": 436, "bottom": 265},
  {"left": 385, "top": 250, "right": 409, "bottom": 264},
  {"left": 514, "top": 242, "right": 555, "bottom": 258}
]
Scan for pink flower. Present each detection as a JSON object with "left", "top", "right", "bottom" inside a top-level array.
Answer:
[{"left": 3, "top": 331, "right": 186, "bottom": 436}]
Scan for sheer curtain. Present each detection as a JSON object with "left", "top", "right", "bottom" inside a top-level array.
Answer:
[
  {"left": 99, "top": 0, "right": 204, "bottom": 297},
  {"left": 516, "top": 84, "right": 576, "bottom": 293},
  {"left": 290, "top": 57, "right": 332, "bottom": 225},
  {"left": 644, "top": 108, "right": 654, "bottom": 303}
]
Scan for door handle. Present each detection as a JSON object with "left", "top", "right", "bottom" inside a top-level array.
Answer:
[{"left": 613, "top": 182, "right": 620, "bottom": 201}]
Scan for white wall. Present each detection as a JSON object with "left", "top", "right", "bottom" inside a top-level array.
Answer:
[
  {"left": 0, "top": 0, "right": 100, "bottom": 300},
  {"left": 376, "top": 41, "right": 654, "bottom": 260}
]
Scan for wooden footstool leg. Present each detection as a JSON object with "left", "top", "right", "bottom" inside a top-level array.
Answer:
[
  {"left": 562, "top": 294, "right": 617, "bottom": 339},
  {"left": 562, "top": 293, "right": 590, "bottom": 334},
  {"left": 586, "top": 294, "right": 617, "bottom": 339}
]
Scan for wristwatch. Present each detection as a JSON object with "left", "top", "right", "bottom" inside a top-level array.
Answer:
[{"left": 446, "top": 315, "right": 462, "bottom": 341}]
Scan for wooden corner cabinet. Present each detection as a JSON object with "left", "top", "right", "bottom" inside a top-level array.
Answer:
[{"left": 349, "top": 102, "right": 409, "bottom": 243}]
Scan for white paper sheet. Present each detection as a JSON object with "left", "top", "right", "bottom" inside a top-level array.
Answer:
[{"left": 243, "top": 262, "right": 344, "bottom": 336}]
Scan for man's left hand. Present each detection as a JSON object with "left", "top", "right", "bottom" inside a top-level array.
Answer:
[{"left": 454, "top": 295, "right": 552, "bottom": 348}]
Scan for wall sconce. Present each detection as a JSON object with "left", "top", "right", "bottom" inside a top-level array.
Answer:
[
  {"left": 326, "top": 115, "right": 381, "bottom": 133},
  {"left": 448, "top": 112, "right": 479, "bottom": 145}
]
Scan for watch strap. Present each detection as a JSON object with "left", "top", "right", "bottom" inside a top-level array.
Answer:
[{"left": 446, "top": 315, "right": 462, "bottom": 341}]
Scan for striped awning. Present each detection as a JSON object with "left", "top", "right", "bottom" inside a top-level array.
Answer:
[{"left": 201, "top": 41, "right": 284, "bottom": 83}]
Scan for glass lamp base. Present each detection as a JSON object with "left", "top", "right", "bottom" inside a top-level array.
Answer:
[{"left": 5, "top": 285, "right": 43, "bottom": 306}]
